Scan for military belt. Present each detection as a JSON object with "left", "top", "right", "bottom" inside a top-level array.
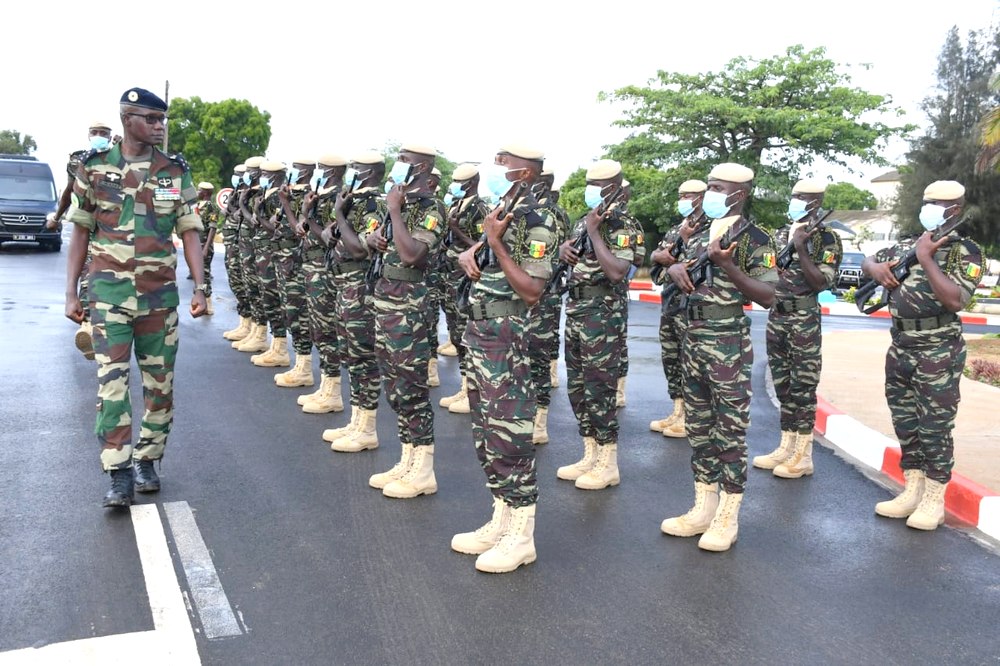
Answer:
[
  {"left": 686, "top": 303, "right": 745, "bottom": 321},
  {"left": 381, "top": 265, "right": 425, "bottom": 283},
  {"left": 333, "top": 260, "right": 369, "bottom": 276},
  {"left": 468, "top": 299, "right": 528, "bottom": 321},
  {"left": 774, "top": 295, "right": 818, "bottom": 314},
  {"left": 568, "top": 284, "right": 613, "bottom": 300},
  {"left": 892, "top": 313, "right": 958, "bottom": 332}
]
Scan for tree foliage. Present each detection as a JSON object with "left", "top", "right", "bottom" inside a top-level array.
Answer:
[
  {"left": 0, "top": 130, "right": 37, "bottom": 155},
  {"left": 600, "top": 45, "right": 913, "bottom": 230},
  {"left": 895, "top": 25, "right": 1000, "bottom": 252},
  {"left": 166, "top": 97, "right": 271, "bottom": 190},
  {"left": 824, "top": 182, "right": 878, "bottom": 210}
]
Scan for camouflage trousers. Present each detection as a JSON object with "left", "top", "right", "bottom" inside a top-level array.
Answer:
[
  {"left": 442, "top": 258, "right": 470, "bottom": 375},
  {"left": 90, "top": 303, "right": 178, "bottom": 471},
  {"left": 375, "top": 297, "right": 434, "bottom": 447},
  {"left": 424, "top": 259, "right": 446, "bottom": 352},
  {"left": 766, "top": 306, "right": 822, "bottom": 434},
  {"left": 617, "top": 289, "right": 630, "bottom": 379},
  {"left": 253, "top": 232, "right": 286, "bottom": 337},
  {"left": 527, "top": 291, "right": 562, "bottom": 408},
  {"left": 239, "top": 224, "right": 266, "bottom": 325},
  {"left": 335, "top": 271, "right": 380, "bottom": 410},
  {"left": 659, "top": 310, "right": 687, "bottom": 401},
  {"left": 302, "top": 251, "right": 340, "bottom": 375},
  {"left": 564, "top": 294, "right": 625, "bottom": 444},
  {"left": 464, "top": 315, "right": 537, "bottom": 507},
  {"left": 199, "top": 229, "right": 215, "bottom": 297},
  {"left": 79, "top": 252, "right": 92, "bottom": 323},
  {"left": 885, "top": 333, "right": 965, "bottom": 484},
  {"left": 274, "top": 240, "right": 311, "bottom": 356},
  {"left": 683, "top": 318, "right": 752, "bottom": 494},
  {"left": 222, "top": 226, "right": 251, "bottom": 318}
]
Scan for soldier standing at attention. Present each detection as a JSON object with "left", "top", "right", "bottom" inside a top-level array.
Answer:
[
  {"left": 863, "top": 180, "right": 982, "bottom": 531},
  {"left": 554, "top": 160, "right": 634, "bottom": 491},
  {"left": 234, "top": 157, "right": 270, "bottom": 353},
  {"left": 222, "top": 164, "right": 254, "bottom": 342},
  {"left": 648, "top": 180, "right": 706, "bottom": 439},
  {"left": 365, "top": 145, "right": 446, "bottom": 498},
  {"left": 195, "top": 182, "right": 220, "bottom": 315},
  {"left": 424, "top": 167, "right": 445, "bottom": 389},
  {"left": 451, "top": 144, "right": 555, "bottom": 573},
  {"left": 754, "top": 180, "right": 842, "bottom": 478},
  {"left": 64, "top": 87, "right": 206, "bottom": 507},
  {"left": 660, "top": 163, "right": 776, "bottom": 552},
  {"left": 438, "top": 164, "right": 490, "bottom": 415}
]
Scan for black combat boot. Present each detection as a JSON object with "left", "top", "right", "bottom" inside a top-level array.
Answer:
[
  {"left": 102, "top": 467, "right": 135, "bottom": 508},
  {"left": 133, "top": 459, "right": 161, "bottom": 493}
]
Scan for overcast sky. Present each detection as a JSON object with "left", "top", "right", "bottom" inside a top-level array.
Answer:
[{"left": 4, "top": 1, "right": 996, "bottom": 189}]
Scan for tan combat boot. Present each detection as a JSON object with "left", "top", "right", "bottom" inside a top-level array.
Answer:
[
  {"left": 302, "top": 375, "right": 344, "bottom": 414},
  {"left": 75, "top": 321, "right": 95, "bottom": 361},
  {"left": 439, "top": 376, "right": 467, "bottom": 409},
  {"left": 368, "top": 442, "right": 414, "bottom": 489},
  {"left": 223, "top": 316, "right": 251, "bottom": 341},
  {"left": 297, "top": 382, "right": 324, "bottom": 406},
  {"left": 752, "top": 431, "right": 796, "bottom": 470},
  {"left": 236, "top": 323, "right": 268, "bottom": 352},
  {"left": 575, "top": 443, "right": 620, "bottom": 490},
  {"left": 698, "top": 491, "right": 744, "bottom": 552},
  {"left": 550, "top": 359, "right": 560, "bottom": 388},
  {"left": 275, "top": 354, "right": 314, "bottom": 388},
  {"left": 322, "top": 408, "right": 358, "bottom": 443},
  {"left": 556, "top": 437, "right": 598, "bottom": 481},
  {"left": 451, "top": 497, "right": 511, "bottom": 555},
  {"left": 427, "top": 358, "right": 440, "bottom": 387},
  {"left": 331, "top": 407, "right": 379, "bottom": 452},
  {"left": 437, "top": 340, "right": 458, "bottom": 357},
  {"left": 383, "top": 445, "right": 437, "bottom": 498},
  {"left": 875, "top": 469, "right": 926, "bottom": 518},
  {"left": 532, "top": 406, "right": 549, "bottom": 445},
  {"left": 661, "top": 403, "right": 686, "bottom": 439},
  {"left": 773, "top": 433, "right": 815, "bottom": 478},
  {"left": 205, "top": 296, "right": 214, "bottom": 315},
  {"left": 475, "top": 504, "right": 537, "bottom": 573},
  {"left": 616, "top": 376, "right": 626, "bottom": 408},
  {"left": 252, "top": 336, "right": 290, "bottom": 367},
  {"left": 660, "top": 482, "right": 720, "bottom": 537},
  {"left": 650, "top": 398, "right": 683, "bottom": 433},
  {"left": 448, "top": 381, "right": 471, "bottom": 414},
  {"left": 906, "top": 478, "right": 947, "bottom": 530}
]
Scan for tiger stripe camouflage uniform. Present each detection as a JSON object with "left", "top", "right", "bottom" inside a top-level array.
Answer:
[
  {"left": 197, "top": 196, "right": 220, "bottom": 297},
  {"left": 67, "top": 150, "right": 93, "bottom": 318},
  {"left": 615, "top": 210, "right": 645, "bottom": 398},
  {"left": 67, "top": 142, "right": 202, "bottom": 470},
  {"left": 222, "top": 181, "right": 251, "bottom": 321},
  {"left": 300, "top": 183, "right": 342, "bottom": 386},
  {"left": 442, "top": 193, "right": 490, "bottom": 383},
  {"left": 254, "top": 187, "right": 287, "bottom": 342},
  {"left": 238, "top": 178, "right": 268, "bottom": 331},
  {"left": 275, "top": 185, "right": 314, "bottom": 362}
]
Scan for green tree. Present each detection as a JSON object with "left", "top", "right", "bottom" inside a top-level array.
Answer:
[
  {"left": 0, "top": 130, "right": 37, "bottom": 155},
  {"left": 824, "top": 182, "right": 879, "bottom": 210},
  {"left": 166, "top": 97, "right": 271, "bottom": 190},
  {"left": 895, "top": 25, "right": 1000, "bottom": 253},
  {"left": 600, "top": 45, "right": 913, "bottom": 229}
]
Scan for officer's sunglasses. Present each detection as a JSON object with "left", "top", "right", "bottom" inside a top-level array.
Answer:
[{"left": 125, "top": 112, "right": 168, "bottom": 126}]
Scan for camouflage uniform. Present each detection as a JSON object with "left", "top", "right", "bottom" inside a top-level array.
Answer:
[
  {"left": 464, "top": 193, "right": 556, "bottom": 506},
  {"left": 527, "top": 197, "right": 570, "bottom": 408},
  {"left": 67, "top": 150, "right": 93, "bottom": 319},
  {"left": 564, "top": 208, "right": 636, "bottom": 446},
  {"left": 616, "top": 213, "right": 645, "bottom": 382},
  {"left": 238, "top": 187, "right": 267, "bottom": 328},
  {"left": 272, "top": 188, "right": 312, "bottom": 359},
  {"left": 424, "top": 243, "right": 447, "bottom": 354},
  {"left": 370, "top": 195, "right": 446, "bottom": 447},
  {"left": 442, "top": 194, "right": 490, "bottom": 378},
  {"left": 766, "top": 224, "right": 842, "bottom": 434},
  {"left": 876, "top": 234, "right": 982, "bottom": 483},
  {"left": 254, "top": 190, "right": 287, "bottom": 339},
  {"left": 196, "top": 197, "right": 220, "bottom": 297},
  {"left": 302, "top": 186, "right": 342, "bottom": 380},
  {"left": 681, "top": 216, "right": 777, "bottom": 493},
  {"left": 333, "top": 188, "right": 386, "bottom": 409},
  {"left": 66, "top": 143, "right": 202, "bottom": 471},
  {"left": 222, "top": 190, "right": 252, "bottom": 320}
]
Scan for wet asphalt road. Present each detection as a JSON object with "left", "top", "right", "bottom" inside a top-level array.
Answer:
[{"left": 1, "top": 240, "right": 998, "bottom": 665}]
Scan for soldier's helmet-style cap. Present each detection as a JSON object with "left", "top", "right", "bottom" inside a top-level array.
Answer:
[
  {"left": 586, "top": 159, "right": 622, "bottom": 180},
  {"left": 89, "top": 120, "right": 112, "bottom": 131},
  {"left": 452, "top": 163, "right": 479, "bottom": 181},
  {"left": 260, "top": 160, "right": 286, "bottom": 173},
  {"left": 499, "top": 143, "right": 544, "bottom": 162},
  {"left": 120, "top": 87, "right": 168, "bottom": 112},
  {"left": 234, "top": 164, "right": 247, "bottom": 174},
  {"left": 244, "top": 156, "right": 265, "bottom": 169},
  {"left": 292, "top": 157, "right": 317, "bottom": 166},
  {"left": 923, "top": 180, "right": 965, "bottom": 200},
  {"left": 400, "top": 143, "right": 438, "bottom": 157},
  {"left": 352, "top": 151, "right": 385, "bottom": 165},
  {"left": 318, "top": 155, "right": 347, "bottom": 167},
  {"left": 708, "top": 162, "right": 754, "bottom": 183},
  {"left": 792, "top": 179, "right": 827, "bottom": 194},
  {"left": 679, "top": 179, "right": 707, "bottom": 193},
  {"left": 197, "top": 182, "right": 214, "bottom": 190}
]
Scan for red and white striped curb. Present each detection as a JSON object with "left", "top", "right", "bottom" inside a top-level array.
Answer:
[{"left": 814, "top": 397, "right": 1000, "bottom": 540}]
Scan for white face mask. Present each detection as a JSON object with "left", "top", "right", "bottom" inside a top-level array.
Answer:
[{"left": 918, "top": 203, "right": 949, "bottom": 231}]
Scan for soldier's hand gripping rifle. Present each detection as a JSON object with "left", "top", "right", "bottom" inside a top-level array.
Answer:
[
  {"left": 660, "top": 217, "right": 754, "bottom": 316},
  {"left": 853, "top": 215, "right": 966, "bottom": 314},
  {"left": 545, "top": 184, "right": 623, "bottom": 294},
  {"left": 775, "top": 209, "right": 833, "bottom": 271},
  {"left": 364, "top": 213, "right": 392, "bottom": 289},
  {"left": 648, "top": 235, "right": 684, "bottom": 284}
]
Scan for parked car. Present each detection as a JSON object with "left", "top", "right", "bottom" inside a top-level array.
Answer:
[
  {"left": 0, "top": 155, "right": 60, "bottom": 251},
  {"left": 837, "top": 251, "right": 866, "bottom": 289}
]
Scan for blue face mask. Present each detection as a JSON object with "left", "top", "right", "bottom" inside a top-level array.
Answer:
[
  {"left": 242, "top": 172, "right": 253, "bottom": 186},
  {"left": 287, "top": 167, "right": 301, "bottom": 185},
  {"left": 702, "top": 190, "right": 734, "bottom": 219},
  {"left": 787, "top": 198, "right": 809, "bottom": 222},
  {"left": 231, "top": 174, "right": 241, "bottom": 188},
  {"left": 259, "top": 176, "right": 272, "bottom": 190},
  {"left": 919, "top": 203, "right": 948, "bottom": 231},
  {"left": 485, "top": 166, "right": 516, "bottom": 199},
  {"left": 677, "top": 199, "right": 695, "bottom": 217},
  {"left": 388, "top": 161, "right": 413, "bottom": 187},
  {"left": 584, "top": 184, "right": 604, "bottom": 210},
  {"left": 449, "top": 182, "right": 465, "bottom": 198},
  {"left": 311, "top": 171, "right": 328, "bottom": 191},
  {"left": 89, "top": 135, "right": 110, "bottom": 151},
  {"left": 443, "top": 194, "right": 454, "bottom": 206}
]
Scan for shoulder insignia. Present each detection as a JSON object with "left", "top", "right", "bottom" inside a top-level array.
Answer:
[
  {"left": 167, "top": 152, "right": 190, "bottom": 172},
  {"left": 748, "top": 224, "right": 772, "bottom": 244}
]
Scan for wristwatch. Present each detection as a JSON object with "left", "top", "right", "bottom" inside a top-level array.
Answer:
[{"left": 194, "top": 284, "right": 208, "bottom": 293}]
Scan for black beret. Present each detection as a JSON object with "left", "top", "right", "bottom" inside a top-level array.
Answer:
[{"left": 120, "top": 87, "right": 168, "bottom": 111}]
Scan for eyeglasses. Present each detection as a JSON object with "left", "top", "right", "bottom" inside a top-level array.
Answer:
[{"left": 125, "top": 112, "right": 168, "bottom": 126}]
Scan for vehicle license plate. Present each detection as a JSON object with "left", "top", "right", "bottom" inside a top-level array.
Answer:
[{"left": 13, "top": 234, "right": 35, "bottom": 241}]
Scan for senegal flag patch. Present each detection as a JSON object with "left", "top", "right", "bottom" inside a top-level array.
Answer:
[
  {"left": 966, "top": 263, "right": 982, "bottom": 279},
  {"left": 529, "top": 240, "right": 547, "bottom": 259},
  {"left": 822, "top": 250, "right": 836, "bottom": 264},
  {"left": 422, "top": 215, "right": 439, "bottom": 231},
  {"left": 762, "top": 252, "right": 776, "bottom": 269},
  {"left": 476, "top": 222, "right": 484, "bottom": 234},
  {"left": 365, "top": 217, "right": 380, "bottom": 232},
  {"left": 615, "top": 234, "right": 631, "bottom": 248}
]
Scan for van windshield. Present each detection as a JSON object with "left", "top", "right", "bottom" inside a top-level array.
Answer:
[{"left": 0, "top": 175, "right": 57, "bottom": 202}]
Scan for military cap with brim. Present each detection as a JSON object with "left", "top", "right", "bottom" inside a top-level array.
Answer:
[
  {"left": 431, "top": 168, "right": 442, "bottom": 177},
  {"left": 292, "top": 157, "right": 317, "bottom": 166},
  {"left": 923, "top": 180, "right": 965, "bottom": 200},
  {"left": 453, "top": 163, "right": 478, "bottom": 180},
  {"left": 234, "top": 164, "right": 247, "bottom": 174},
  {"left": 244, "top": 156, "right": 265, "bottom": 169},
  {"left": 499, "top": 144, "right": 544, "bottom": 161},
  {"left": 197, "top": 182, "right": 214, "bottom": 190},
  {"left": 679, "top": 179, "right": 707, "bottom": 193},
  {"left": 586, "top": 159, "right": 622, "bottom": 180},
  {"left": 89, "top": 120, "right": 112, "bottom": 131},
  {"left": 120, "top": 87, "right": 168, "bottom": 112},
  {"left": 792, "top": 179, "right": 827, "bottom": 194},
  {"left": 318, "top": 155, "right": 347, "bottom": 167},
  {"left": 352, "top": 151, "right": 385, "bottom": 165},
  {"left": 708, "top": 163, "right": 754, "bottom": 183},
  {"left": 400, "top": 143, "right": 438, "bottom": 157},
  {"left": 261, "top": 160, "right": 286, "bottom": 172}
]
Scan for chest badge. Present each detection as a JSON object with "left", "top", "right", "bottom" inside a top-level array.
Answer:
[{"left": 157, "top": 176, "right": 173, "bottom": 188}]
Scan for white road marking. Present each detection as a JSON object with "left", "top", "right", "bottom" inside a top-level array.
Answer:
[{"left": 163, "top": 501, "right": 243, "bottom": 639}]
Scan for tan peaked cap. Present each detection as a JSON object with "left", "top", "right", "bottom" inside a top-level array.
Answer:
[
  {"left": 197, "top": 182, "right": 214, "bottom": 190},
  {"left": 924, "top": 180, "right": 965, "bottom": 200},
  {"left": 244, "top": 156, "right": 265, "bottom": 168},
  {"left": 792, "top": 179, "right": 827, "bottom": 194},
  {"left": 679, "top": 179, "right": 707, "bottom": 193},
  {"left": 452, "top": 163, "right": 478, "bottom": 180},
  {"left": 352, "top": 151, "right": 385, "bottom": 165},
  {"left": 234, "top": 164, "right": 247, "bottom": 173},
  {"left": 318, "top": 154, "right": 347, "bottom": 167},
  {"left": 586, "top": 159, "right": 622, "bottom": 180},
  {"left": 89, "top": 120, "right": 112, "bottom": 130},
  {"left": 292, "top": 157, "right": 316, "bottom": 166},
  {"left": 431, "top": 168, "right": 442, "bottom": 177},
  {"left": 500, "top": 143, "right": 544, "bottom": 161},
  {"left": 709, "top": 162, "right": 754, "bottom": 183},
  {"left": 401, "top": 143, "right": 438, "bottom": 157},
  {"left": 260, "top": 160, "right": 286, "bottom": 172}
]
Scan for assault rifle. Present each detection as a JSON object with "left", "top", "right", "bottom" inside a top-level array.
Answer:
[
  {"left": 660, "top": 217, "right": 754, "bottom": 316},
  {"left": 775, "top": 209, "right": 833, "bottom": 271},
  {"left": 854, "top": 215, "right": 966, "bottom": 314},
  {"left": 364, "top": 213, "right": 392, "bottom": 288},
  {"left": 648, "top": 235, "right": 684, "bottom": 285},
  {"left": 546, "top": 184, "right": 623, "bottom": 295}
]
